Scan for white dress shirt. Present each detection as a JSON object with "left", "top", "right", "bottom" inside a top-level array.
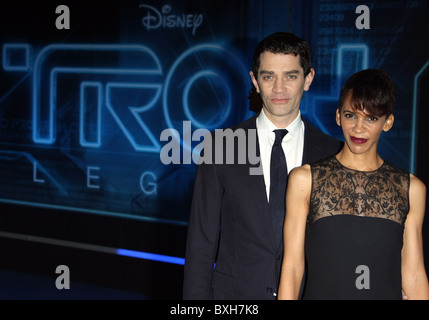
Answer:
[{"left": 256, "top": 109, "right": 305, "bottom": 201}]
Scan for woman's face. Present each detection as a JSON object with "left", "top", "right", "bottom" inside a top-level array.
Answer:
[{"left": 336, "top": 91, "right": 394, "bottom": 156}]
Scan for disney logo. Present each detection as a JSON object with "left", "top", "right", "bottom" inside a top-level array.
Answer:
[{"left": 139, "top": 4, "right": 204, "bottom": 36}]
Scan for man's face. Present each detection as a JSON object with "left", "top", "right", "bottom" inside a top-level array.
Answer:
[{"left": 250, "top": 51, "right": 314, "bottom": 127}]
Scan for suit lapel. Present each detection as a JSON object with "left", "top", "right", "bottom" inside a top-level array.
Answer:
[
  {"left": 302, "top": 119, "right": 325, "bottom": 165},
  {"left": 237, "top": 116, "right": 330, "bottom": 252},
  {"left": 237, "top": 115, "right": 277, "bottom": 250}
]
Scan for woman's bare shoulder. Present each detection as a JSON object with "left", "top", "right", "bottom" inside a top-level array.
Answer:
[{"left": 288, "top": 164, "right": 312, "bottom": 186}]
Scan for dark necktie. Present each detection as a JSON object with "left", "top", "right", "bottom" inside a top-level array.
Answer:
[{"left": 269, "top": 129, "right": 288, "bottom": 247}]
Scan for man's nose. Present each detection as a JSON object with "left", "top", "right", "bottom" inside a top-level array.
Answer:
[{"left": 272, "top": 78, "right": 286, "bottom": 93}]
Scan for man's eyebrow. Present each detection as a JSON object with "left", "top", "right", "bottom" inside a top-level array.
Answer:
[
  {"left": 259, "top": 70, "right": 274, "bottom": 75},
  {"left": 284, "top": 70, "right": 301, "bottom": 75},
  {"left": 258, "top": 69, "right": 301, "bottom": 75}
]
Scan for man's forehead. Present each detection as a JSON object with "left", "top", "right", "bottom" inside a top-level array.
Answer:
[
  {"left": 261, "top": 51, "right": 299, "bottom": 57},
  {"left": 259, "top": 51, "right": 300, "bottom": 63},
  {"left": 258, "top": 52, "right": 303, "bottom": 72}
]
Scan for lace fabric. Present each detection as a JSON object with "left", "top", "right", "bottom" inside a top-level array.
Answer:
[{"left": 308, "top": 156, "right": 410, "bottom": 227}]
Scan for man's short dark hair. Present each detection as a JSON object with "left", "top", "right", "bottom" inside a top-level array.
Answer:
[{"left": 252, "top": 32, "right": 312, "bottom": 77}]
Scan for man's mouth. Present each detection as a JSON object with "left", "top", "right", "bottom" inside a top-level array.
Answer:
[{"left": 271, "top": 98, "right": 291, "bottom": 104}]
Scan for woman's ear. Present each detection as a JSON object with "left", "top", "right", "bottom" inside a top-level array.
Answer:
[
  {"left": 336, "top": 108, "right": 341, "bottom": 127},
  {"left": 383, "top": 114, "right": 394, "bottom": 132}
]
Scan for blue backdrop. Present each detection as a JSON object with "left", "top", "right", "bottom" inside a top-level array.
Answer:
[{"left": 0, "top": 1, "right": 428, "bottom": 295}]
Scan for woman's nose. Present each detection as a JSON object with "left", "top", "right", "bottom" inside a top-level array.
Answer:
[{"left": 352, "top": 118, "right": 366, "bottom": 133}]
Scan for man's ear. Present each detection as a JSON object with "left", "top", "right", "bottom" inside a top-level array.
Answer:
[
  {"left": 249, "top": 71, "right": 260, "bottom": 93},
  {"left": 304, "top": 68, "right": 315, "bottom": 91}
]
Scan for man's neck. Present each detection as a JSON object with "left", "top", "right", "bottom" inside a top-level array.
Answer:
[{"left": 261, "top": 108, "right": 300, "bottom": 129}]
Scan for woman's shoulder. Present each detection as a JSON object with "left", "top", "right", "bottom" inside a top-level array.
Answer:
[
  {"left": 410, "top": 173, "right": 426, "bottom": 196},
  {"left": 308, "top": 155, "right": 338, "bottom": 172},
  {"left": 290, "top": 163, "right": 311, "bottom": 174},
  {"left": 289, "top": 164, "right": 312, "bottom": 185}
]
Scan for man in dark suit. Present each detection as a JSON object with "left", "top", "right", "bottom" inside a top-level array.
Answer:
[{"left": 183, "top": 32, "right": 342, "bottom": 300}]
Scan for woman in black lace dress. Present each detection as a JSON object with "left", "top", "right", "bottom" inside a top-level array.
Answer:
[{"left": 278, "top": 69, "right": 429, "bottom": 300}]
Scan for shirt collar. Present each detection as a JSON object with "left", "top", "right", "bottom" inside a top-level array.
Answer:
[{"left": 257, "top": 108, "right": 303, "bottom": 137}]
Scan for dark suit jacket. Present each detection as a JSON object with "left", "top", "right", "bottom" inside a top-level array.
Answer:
[{"left": 183, "top": 114, "right": 342, "bottom": 300}]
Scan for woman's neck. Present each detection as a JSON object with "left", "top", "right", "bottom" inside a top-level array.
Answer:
[{"left": 335, "top": 147, "right": 384, "bottom": 172}]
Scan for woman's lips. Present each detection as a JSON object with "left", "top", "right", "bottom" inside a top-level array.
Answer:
[{"left": 350, "top": 136, "right": 368, "bottom": 144}]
